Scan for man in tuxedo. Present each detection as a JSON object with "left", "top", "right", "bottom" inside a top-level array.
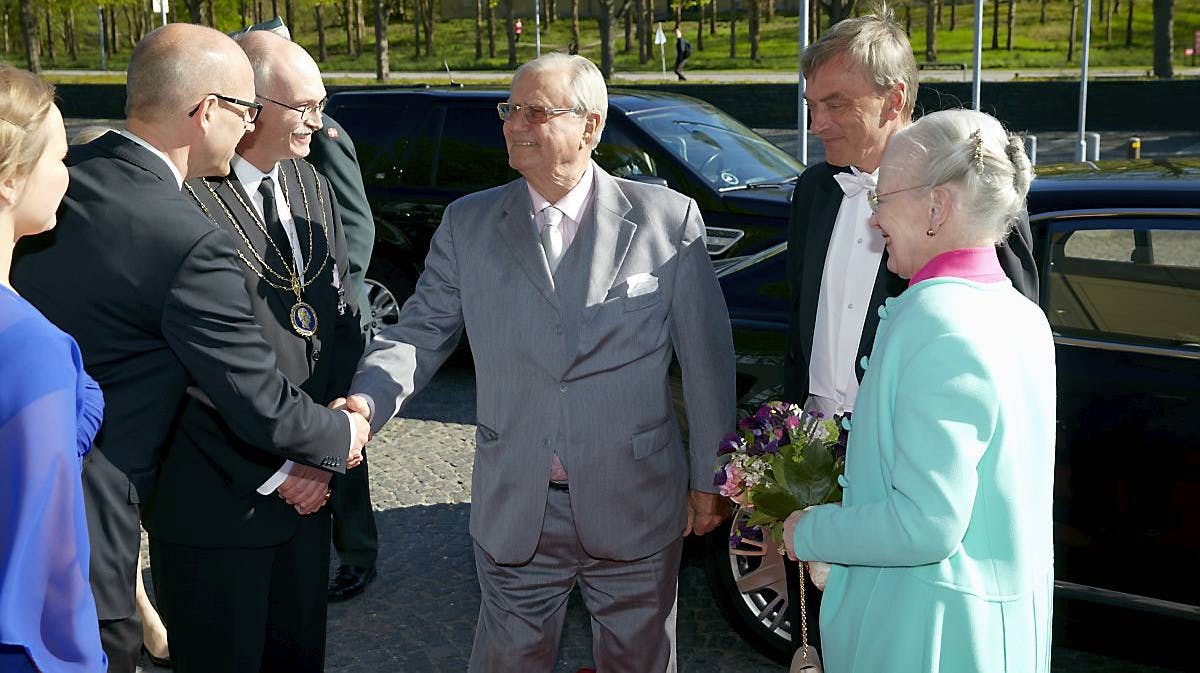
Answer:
[
  {"left": 783, "top": 10, "right": 1039, "bottom": 654},
  {"left": 12, "top": 24, "right": 368, "bottom": 673},
  {"left": 148, "top": 31, "right": 364, "bottom": 672},
  {"left": 342, "top": 53, "right": 736, "bottom": 672}
]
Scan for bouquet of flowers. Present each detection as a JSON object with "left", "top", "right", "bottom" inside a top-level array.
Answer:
[{"left": 713, "top": 401, "right": 846, "bottom": 549}]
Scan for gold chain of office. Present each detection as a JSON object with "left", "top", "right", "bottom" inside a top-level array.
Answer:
[{"left": 184, "top": 159, "right": 333, "bottom": 337}]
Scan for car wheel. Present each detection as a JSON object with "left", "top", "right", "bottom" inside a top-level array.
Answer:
[
  {"left": 703, "top": 506, "right": 794, "bottom": 665},
  {"left": 364, "top": 257, "right": 416, "bottom": 337}
]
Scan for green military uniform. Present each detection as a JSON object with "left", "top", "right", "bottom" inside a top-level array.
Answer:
[{"left": 309, "top": 115, "right": 379, "bottom": 573}]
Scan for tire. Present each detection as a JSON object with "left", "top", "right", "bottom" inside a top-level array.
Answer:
[
  {"left": 364, "top": 256, "right": 416, "bottom": 338},
  {"left": 702, "top": 507, "right": 796, "bottom": 665}
]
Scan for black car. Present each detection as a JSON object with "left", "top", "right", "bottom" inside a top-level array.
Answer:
[
  {"left": 323, "top": 86, "right": 802, "bottom": 332},
  {"left": 705, "top": 158, "right": 1200, "bottom": 663}
]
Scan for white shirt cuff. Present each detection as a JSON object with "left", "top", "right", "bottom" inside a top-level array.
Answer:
[{"left": 257, "top": 410, "right": 356, "bottom": 495}]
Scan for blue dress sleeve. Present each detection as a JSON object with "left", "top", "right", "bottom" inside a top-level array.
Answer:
[
  {"left": 75, "top": 369, "right": 104, "bottom": 459},
  {"left": 0, "top": 294, "right": 107, "bottom": 673}
]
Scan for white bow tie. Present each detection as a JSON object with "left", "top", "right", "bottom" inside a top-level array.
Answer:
[{"left": 832, "top": 167, "right": 878, "bottom": 197}]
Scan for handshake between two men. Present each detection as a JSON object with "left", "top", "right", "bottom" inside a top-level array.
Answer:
[{"left": 276, "top": 396, "right": 373, "bottom": 516}]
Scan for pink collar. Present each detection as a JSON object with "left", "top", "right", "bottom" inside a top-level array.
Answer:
[{"left": 908, "top": 247, "right": 1008, "bottom": 287}]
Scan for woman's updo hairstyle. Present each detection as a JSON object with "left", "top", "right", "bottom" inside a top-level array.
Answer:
[
  {"left": 0, "top": 65, "right": 56, "bottom": 185},
  {"left": 891, "top": 109, "right": 1034, "bottom": 244}
]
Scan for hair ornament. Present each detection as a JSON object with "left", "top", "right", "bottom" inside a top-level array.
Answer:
[{"left": 969, "top": 129, "right": 985, "bottom": 176}]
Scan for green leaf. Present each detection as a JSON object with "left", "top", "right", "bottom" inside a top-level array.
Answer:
[{"left": 752, "top": 490, "right": 801, "bottom": 520}]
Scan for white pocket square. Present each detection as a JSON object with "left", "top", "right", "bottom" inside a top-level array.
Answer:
[{"left": 625, "top": 273, "right": 659, "bottom": 298}]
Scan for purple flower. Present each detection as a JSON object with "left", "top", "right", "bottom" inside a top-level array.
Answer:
[
  {"left": 729, "top": 533, "right": 743, "bottom": 547},
  {"left": 713, "top": 468, "right": 728, "bottom": 487},
  {"left": 717, "top": 432, "right": 741, "bottom": 456}
]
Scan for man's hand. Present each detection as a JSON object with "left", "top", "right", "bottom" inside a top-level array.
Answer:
[
  {"left": 277, "top": 464, "right": 333, "bottom": 515},
  {"left": 684, "top": 490, "right": 731, "bottom": 537},
  {"left": 330, "top": 397, "right": 372, "bottom": 469}
]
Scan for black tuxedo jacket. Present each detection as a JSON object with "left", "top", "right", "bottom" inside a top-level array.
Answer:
[
  {"left": 12, "top": 133, "right": 351, "bottom": 614},
  {"left": 146, "top": 158, "right": 364, "bottom": 549},
  {"left": 782, "top": 161, "right": 1040, "bottom": 403}
]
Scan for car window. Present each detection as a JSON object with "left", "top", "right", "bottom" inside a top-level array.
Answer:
[
  {"left": 626, "top": 105, "right": 802, "bottom": 190},
  {"left": 327, "top": 100, "right": 424, "bottom": 188},
  {"left": 435, "top": 104, "right": 517, "bottom": 191},
  {"left": 593, "top": 121, "right": 657, "bottom": 179},
  {"left": 1048, "top": 221, "right": 1200, "bottom": 349}
]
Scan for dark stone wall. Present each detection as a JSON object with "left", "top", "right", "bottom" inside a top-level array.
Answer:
[{"left": 58, "top": 79, "right": 1200, "bottom": 131}]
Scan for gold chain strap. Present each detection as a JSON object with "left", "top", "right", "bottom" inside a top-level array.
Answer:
[{"left": 797, "top": 561, "right": 810, "bottom": 655}]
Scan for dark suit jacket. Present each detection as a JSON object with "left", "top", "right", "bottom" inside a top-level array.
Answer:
[
  {"left": 12, "top": 132, "right": 351, "bottom": 616},
  {"left": 146, "top": 158, "right": 364, "bottom": 549},
  {"left": 309, "top": 115, "right": 375, "bottom": 328},
  {"left": 783, "top": 161, "right": 1040, "bottom": 403}
]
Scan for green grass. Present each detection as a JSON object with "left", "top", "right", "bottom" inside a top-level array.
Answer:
[{"left": 2, "top": 0, "right": 1198, "bottom": 75}]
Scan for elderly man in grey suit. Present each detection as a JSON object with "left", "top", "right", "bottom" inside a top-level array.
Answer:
[{"left": 340, "top": 53, "right": 735, "bottom": 672}]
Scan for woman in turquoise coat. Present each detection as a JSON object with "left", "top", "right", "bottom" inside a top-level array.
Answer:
[{"left": 783, "top": 109, "right": 1056, "bottom": 673}]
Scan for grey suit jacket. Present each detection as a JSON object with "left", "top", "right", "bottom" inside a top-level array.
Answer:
[{"left": 352, "top": 164, "right": 736, "bottom": 564}]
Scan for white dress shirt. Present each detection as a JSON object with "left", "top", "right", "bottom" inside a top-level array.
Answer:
[{"left": 808, "top": 168, "right": 885, "bottom": 418}]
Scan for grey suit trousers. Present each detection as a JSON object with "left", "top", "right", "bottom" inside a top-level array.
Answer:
[{"left": 470, "top": 489, "right": 682, "bottom": 673}]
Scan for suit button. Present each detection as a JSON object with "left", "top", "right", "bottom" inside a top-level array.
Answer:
[{"left": 559, "top": 384, "right": 567, "bottom": 393}]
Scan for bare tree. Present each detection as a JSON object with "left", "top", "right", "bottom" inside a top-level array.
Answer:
[
  {"left": 709, "top": 0, "right": 715, "bottom": 35},
  {"left": 487, "top": 0, "right": 496, "bottom": 57},
  {"left": 343, "top": 0, "right": 355, "bottom": 56},
  {"left": 622, "top": 2, "right": 631, "bottom": 54},
  {"left": 597, "top": 0, "right": 616, "bottom": 78},
  {"left": 571, "top": 0, "right": 580, "bottom": 53},
  {"left": 63, "top": 6, "right": 76, "bottom": 61},
  {"left": 729, "top": 0, "right": 737, "bottom": 58},
  {"left": 1040, "top": 0, "right": 1047, "bottom": 23},
  {"left": 824, "top": 0, "right": 855, "bottom": 25},
  {"left": 925, "top": 0, "right": 937, "bottom": 61},
  {"left": 749, "top": 0, "right": 761, "bottom": 62},
  {"left": 475, "top": 0, "right": 483, "bottom": 58},
  {"left": 286, "top": 0, "right": 295, "bottom": 33},
  {"left": 375, "top": 0, "right": 389, "bottom": 80},
  {"left": 1125, "top": 0, "right": 1134, "bottom": 46},
  {"left": 1067, "top": 0, "right": 1079, "bottom": 61},
  {"left": 357, "top": 0, "right": 368, "bottom": 56},
  {"left": 950, "top": 0, "right": 956, "bottom": 30},
  {"left": 991, "top": 0, "right": 999, "bottom": 48},
  {"left": 504, "top": 0, "right": 515, "bottom": 68},
  {"left": 42, "top": 7, "right": 53, "bottom": 63},
  {"left": 19, "top": 0, "right": 36, "bottom": 72},
  {"left": 1006, "top": 0, "right": 1015, "bottom": 50},
  {"left": 1152, "top": 0, "right": 1173, "bottom": 78},
  {"left": 696, "top": 0, "right": 704, "bottom": 50},
  {"left": 4, "top": 4, "right": 11, "bottom": 55},
  {"left": 314, "top": 3, "right": 328, "bottom": 61},
  {"left": 1104, "top": 0, "right": 1113, "bottom": 43}
]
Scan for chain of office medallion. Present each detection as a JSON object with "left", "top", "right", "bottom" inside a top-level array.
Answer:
[{"left": 184, "top": 160, "right": 331, "bottom": 292}]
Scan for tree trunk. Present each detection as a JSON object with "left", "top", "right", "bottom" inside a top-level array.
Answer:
[
  {"left": 950, "top": 0, "right": 956, "bottom": 30},
  {"left": 487, "top": 1, "right": 495, "bottom": 57},
  {"left": 4, "top": 6, "right": 11, "bottom": 56},
  {"left": 1104, "top": 0, "right": 1113, "bottom": 43},
  {"left": 935, "top": 0, "right": 941, "bottom": 26},
  {"left": 634, "top": 0, "right": 644, "bottom": 62},
  {"left": 504, "top": 0, "right": 515, "bottom": 68},
  {"left": 1125, "top": 0, "right": 1134, "bottom": 46},
  {"left": 1067, "top": 0, "right": 1078, "bottom": 61},
  {"left": 598, "top": 0, "right": 614, "bottom": 79},
  {"left": 709, "top": 0, "right": 716, "bottom": 35},
  {"left": 123, "top": 7, "right": 136, "bottom": 49},
  {"left": 729, "top": 0, "right": 737, "bottom": 58},
  {"left": 43, "top": 7, "right": 54, "bottom": 62},
  {"left": 623, "top": 5, "right": 631, "bottom": 53},
  {"left": 903, "top": 3, "right": 911, "bottom": 34},
  {"left": 1040, "top": 0, "right": 1046, "bottom": 23},
  {"left": 286, "top": 0, "right": 295, "bottom": 33},
  {"left": 315, "top": 4, "right": 328, "bottom": 61},
  {"left": 412, "top": 0, "right": 421, "bottom": 57},
  {"left": 187, "top": 0, "right": 202, "bottom": 25},
  {"left": 749, "top": 0, "right": 760, "bottom": 61},
  {"left": 420, "top": 0, "right": 433, "bottom": 56},
  {"left": 241, "top": 0, "right": 249, "bottom": 30},
  {"left": 643, "top": 0, "right": 653, "bottom": 63},
  {"left": 1006, "top": 0, "right": 1015, "bottom": 50},
  {"left": 696, "top": 0, "right": 703, "bottom": 50},
  {"left": 991, "top": 0, "right": 999, "bottom": 48},
  {"left": 64, "top": 7, "right": 76, "bottom": 61},
  {"left": 272, "top": 0, "right": 279, "bottom": 20},
  {"left": 108, "top": 6, "right": 117, "bottom": 55},
  {"left": 375, "top": 0, "right": 389, "bottom": 80},
  {"left": 357, "top": 0, "right": 368, "bottom": 56},
  {"left": 343, "top": 0, "right": 355, "bottom": 56},
  {"left": 475, "top": 0, "right": 483, "bottom": 58},
  {"left": 925, "top": 0, "right": 937, "bottom": 61},
  {"left": 571, "top": 0, "right": 579, "bottom": 53},
  {"left": 20, "top": 0, "right": 37, "bottom": 72},
  {"left": 1152, "top": 0, "right": 1173, "bottom": 78}
]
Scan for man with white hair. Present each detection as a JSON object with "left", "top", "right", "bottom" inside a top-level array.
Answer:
[
  {"left": 12, "top": 23, "right": 367, "bottom": 673},
  {"left": 339, "top": 53, "right": 736, "bottom": 672},
  {"left": 149, "top": 30, "right": 364, "bottom": 673}
]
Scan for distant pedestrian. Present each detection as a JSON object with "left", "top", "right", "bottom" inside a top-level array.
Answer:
[
  {"left": 674, "top": 28, "right": 691, "bottom": 81},
  {"left": 514, "top": 18, "right": 523, "bottom": 43}
]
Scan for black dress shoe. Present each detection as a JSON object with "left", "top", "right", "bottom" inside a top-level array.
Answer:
[{"left": 328, "top": 564, "right": 377, "bottom": 602}]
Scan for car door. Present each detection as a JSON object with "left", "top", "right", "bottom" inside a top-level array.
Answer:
[{"left": 1038, "top": 213, "right": 1200, "bottom": 618}]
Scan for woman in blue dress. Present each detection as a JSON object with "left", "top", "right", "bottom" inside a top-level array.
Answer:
[
  {"left": 783, "top": 109, "right": 1056, "bottom": 672},
  {"left": 0, "top": 65, "right": 107, "bottom": 673}
]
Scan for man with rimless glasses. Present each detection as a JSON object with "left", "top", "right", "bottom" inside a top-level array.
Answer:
[
  {"left": 340, "top": 52, "right": 736, "bottom": 672},
  {"left": 13, "top": 24, "right": 368, "bottom": 673}
]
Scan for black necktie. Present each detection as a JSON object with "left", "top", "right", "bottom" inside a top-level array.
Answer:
[{"left": 257, "top": 176, "right": 292, "bottom": 271}]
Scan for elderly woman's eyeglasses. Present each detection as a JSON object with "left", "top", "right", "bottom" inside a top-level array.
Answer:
[
  {"left": 188, "top": 93, "right": 263, "bottom": 124},
  {"left": 867, "top": 184, "right": 929, "bottom": 213},
  {"left": 258, "top": 95, "right": 329, "bottom": 122},
  {"left": 497, "top": 102, "right": 583, "bottom": 124}
]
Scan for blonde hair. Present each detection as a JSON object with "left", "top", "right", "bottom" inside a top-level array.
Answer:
[
  {"left": 0, "top": 65, "right": 55, "bottom": 183},
  {"left": 800, "top": 5, "right": 918, "bottom": 118}
]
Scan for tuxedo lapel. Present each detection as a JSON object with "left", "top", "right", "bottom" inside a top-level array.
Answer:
[
  {"left": 497, "top": 179, "right": 560, "bottom": 310},
  {"left": 581, "top": 170, "right": 637, "bottom": 323}
]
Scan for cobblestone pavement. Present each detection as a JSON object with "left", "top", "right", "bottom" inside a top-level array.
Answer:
[{"left": 137, "top": 364, "right": 1187, "bottom": 672}]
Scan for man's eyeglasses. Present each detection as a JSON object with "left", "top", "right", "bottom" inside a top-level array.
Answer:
[
  {"left": 188, "top": 93, "right": 263, "bottom": 124},
  {"left": 258, "top": 95, "right": 329, "bottom": 122},
  {"left": 867, "top": 184, "right": 929, "bottom": 213},
  {"left": 497, "top": 102, "right": 583, "bottom": 124}
]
